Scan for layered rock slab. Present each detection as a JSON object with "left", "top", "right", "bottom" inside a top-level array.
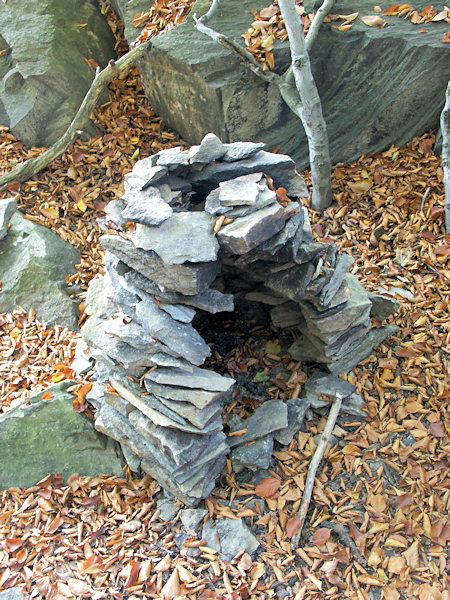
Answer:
[{"left": 112, "top": 0, "right": 450, "bottom": 168}]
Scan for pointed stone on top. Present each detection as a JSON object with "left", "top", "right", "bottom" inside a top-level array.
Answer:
[
  {"left": 189, "top": 133, "right": 226, "bottom": 164},
  {"left": 222, "top": 141, "right": 266, "bottom": 162}
]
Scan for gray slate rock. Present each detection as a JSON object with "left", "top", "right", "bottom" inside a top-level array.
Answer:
[
  {"left": 368, "top": 292, "right": 401, "bottom": 321},
  {"left": 181, "top": 508, "right": 208, "bottom": 531},
  {"left": 124, "top": 269, "right": 234, "bottom": 313},
  {"left": 270, "top": 302, "right": 305, "bottom": 329},
  {"left": 0, "top": 212, "right": 80, "bottom": 330},
  {"left": 189, "top": 132, "right": 226, "bottom": 163},
  {"left": 131, "top": 212, "right": 219, "bottom": 264},
  {"left": 217, "top": 203, "right": 297, "bottom": 255},
  {"left": 145, "top": 379, "right": 232, "bottom": 410},
  {"left": 156, "top": 146, "right": 189, "bottom": 170},
  {"left": 0, "top": 382, "right": 124, "bottom": 489},
  {"left": 0, "top": 197, "right": 17, "bottom": 239},
  {"left": 160, "top": 303, "right": 196, "bottom": 323},
  {"left": 157, "top": 497, "right": 180, "bottom": 521},
  {"left": 0, "top": 0, "right": 115, "bottom": 147},
  {"left": 146, "top": 366, "right": 234, "bottom": 393},
  {"left": 218, "top": 173, "right": 262, "bottom": 206},
  {"left": 266, "top": 262, "right": 316, "bottom": 302},
  {"left": 327, "top": 324, "right": 399, "bottom": 374},
  {"left": 190, "top": 150, "right": 308, "bottom": 198},
  {"left": 223, "top": 141, "right": 265, "bottom": 162},
  {"left": 202, "top": 518, "right": 259, "bottom": 562},
  {"left": 101, "top": 234, "right": 219, "bottom": 295},
  {"left": 274, "top": 397, "right": 310, "bottom": 445},
  {"left": 135, "top": 297, "right": 210, "bottom": 365},
  {"left": 228, "top": 399, "right": 288, "bottom": 448},
  {"left": 232, "top": 435, "right": 273, "bottom": 473},
  {"left": 121, "top": 190, "right": 173, "bottom": 227},
  {"left": 130, "top": 0, "right": 450, "bottom": 169}
]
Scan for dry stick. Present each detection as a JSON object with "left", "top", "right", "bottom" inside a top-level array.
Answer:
[
  {"left": 291, "top": 392, "right": 343, "bottom": 548},
  {"left": 440, "top": 79, "right": 450, "bottom": 233},
  {"left": 0, "top": 41, "right": 151, "bottom": 192}
]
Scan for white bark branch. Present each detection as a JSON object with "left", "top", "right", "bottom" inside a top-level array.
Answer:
[
  {"left": 0, "top": 41, "right": 151, "bottom": 192},
  {"left": 306, "top": 0, "right": 335, "bottom": 52},
  {"left": 278, "top": 0, "right": 332, "bottom": 211},
  {"left": 441, "top": 80, "right": 450, "bottom": 233},
  {"left": 193, "top": 17, "right": 280, "bottom": 86},
  {"left": 291, "top": 393, "right": 343, "bottom": 548},
  {"left": 197, "top": 0, "right": 222, "bottom": 23}
]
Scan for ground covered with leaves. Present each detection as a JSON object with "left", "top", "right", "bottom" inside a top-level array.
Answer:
[{"left": 0, "top": 3, "right": 449, "bottom": 600}]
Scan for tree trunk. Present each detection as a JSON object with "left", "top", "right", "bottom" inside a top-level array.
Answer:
[
  {"left": 441, "top": 80, "right": 450, "bottom": 233},
  {"left": 278, "top": 0, "right": 332, "bottom": 211}
]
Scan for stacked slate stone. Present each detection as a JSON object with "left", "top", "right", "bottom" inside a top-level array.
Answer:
[{"left": 76, "top": 133, "right": 397, "bottom": 504}]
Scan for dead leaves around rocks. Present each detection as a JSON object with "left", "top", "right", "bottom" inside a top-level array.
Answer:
[{"left": 0, "top": 1, "right": 448, "bottom": 598}]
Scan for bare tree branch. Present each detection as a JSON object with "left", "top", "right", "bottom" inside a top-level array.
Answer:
[
  {"left": 278, "top": 0, "right": 332, "bottom": 211},
  {"left": 0, "top": 41, "right": 151, "bottom": 192},
  {"left": 305, "top": 0, "right": 335, "bottom": 52},
  {"left": 197, "top": 0, "right": 222, "bottom": 23},
  {"left": 441, "top": 80, "right": 450, "bottom": 233},
  {"left": 291, "top": 393, "right": 343, "bottom": 548},
  {"left": 193, "top": 17, "right": 280, "bottom": 86}
]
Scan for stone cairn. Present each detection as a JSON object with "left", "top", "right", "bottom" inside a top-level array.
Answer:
[{"left": 74, "top": 134, "right": 398, "bottom": 506}]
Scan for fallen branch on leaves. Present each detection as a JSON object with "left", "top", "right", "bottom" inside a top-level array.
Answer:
[
  {"left": 291, "top": 392, "right": 343, "bottom": 548},
  {"left": 0, "top": 41, "right": 151, "bottom": 192},
  {"left": 440, "top": 80, "right": 450, "bottom": 232}
]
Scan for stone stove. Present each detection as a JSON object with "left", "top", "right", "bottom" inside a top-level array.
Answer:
[{"left": 74, "top": 134, "right": 397, "bottom": 505}]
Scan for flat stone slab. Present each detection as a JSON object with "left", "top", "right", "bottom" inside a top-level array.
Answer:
[
  {"left": 121, "top": 189, "right": 173, "bottom": 227},
  {"left": 131, "top": 212, "right": 219, "bottom": 264},
  {"left": 145, "top": 366, "right": 235, "bottom": 392},
  {"left": 232, "top": 435, "right": 273, "bottom": 473},
  {"left": 368, "top": 291, "right": 401, "bottom": 321},
  {"left": 189, "top": 150, "right": 308, "bottom": 198},
  {"left": 266, "top": 262, "right": 315, "bottom": 302},
  {"left": 0, "top": 383, "right": 124, "bottom": 489},
  {"left": 144, "top": 379, "right": 232, "bottom": 410},
  {"left": 217, "top": 203, "right": 297, "bottom": 255},
  {"left": 0, "top": 197, "right": 17, "bottom": 239},
  {"left": 274, "top": 397, "right": 310, "bottom": 445},
  {"left": 0, "top": 212, "right": 80, "bottom": 330},
  {"left": 223, "top": 141, "right": 265, "bottom": 162},
  {"left": 218, "top": 173, "right": 262, "bottom": 206},
  {"left": 189, "top": 132, "right": 226, "bottom": 163},
  {"left": 160, "top": 303, "right": 196, "bottom": 323},
  {"left": 101, "top": 234, "right": 219, "bottom": 295},
  {"left": 181, "top": 508, "right": 208, "bottom": 531},
  {"left": 228, "top": 399, "right": 288, "bottom": 448},
  {"left": 0, "top": 588, "right": 24, "bottom": 600},
  {"left": 124, "top": 269, "right": 234, "bottom": 313},
  {"left": 135, "top": 297, "right": 211, "bottom": 366},
  {"left": 202, "top": 518, "right": 259, "bottom": 562}
]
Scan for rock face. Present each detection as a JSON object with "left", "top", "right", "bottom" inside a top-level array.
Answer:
[
  {"left": 113, "top": 0, "right": 450, "bottom": 167},
  {"left": 0, "top": 382, "right": 124, "bottom": 490},
  {"left": 75, "top": 134, "right": 398, "bottom": 504},
  {"left": 0, "top": 210, "right": 80, "bottom": 330},
  {"left": 0, "top": 0, "right": 115, "bottom": 147}
]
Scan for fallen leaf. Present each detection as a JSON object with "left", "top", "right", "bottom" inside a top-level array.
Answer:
[
  {"left": 161, "top": 568, "right": 180, "bottom": 600},
  {"left": 360, "top": 14, "right": 386, "bottom": 26},
  {"left": 286, "top": 516, "right": 302, "bottom": 538},
  {"left": 255, "top": 477, "right": 280, "bottom": 498},
  {"left": 312, "top": 527, "right": 331, "bottom": 545}
]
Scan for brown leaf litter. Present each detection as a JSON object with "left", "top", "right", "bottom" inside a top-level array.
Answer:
[{"left": 0, "top": 2, "right": 448, "bottom": 599}]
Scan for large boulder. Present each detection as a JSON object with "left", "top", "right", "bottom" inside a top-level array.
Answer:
[
  {"left": 113, "top": 0, "right": 450, "bottom": 167},
  {"left": 0, "top": 382, "right": 125, "bottom": 490},
  {"left": 0, "top": 210, "right": 81, "bottom": 330},
  {"left": 0, "top": 0, "right": 115, "bottom": 147}
]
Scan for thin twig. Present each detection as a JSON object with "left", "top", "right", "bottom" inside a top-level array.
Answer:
[
  {"left": 196, "top": 0, "right": 221, "bottom": 23},
  {"left": 193, "top": 17, "right": 279, "bottom": 86},
  {"left": 420, "top": 186, "right": 431, "bottom": 211},
  {"left": 0, "top": 41, "right": 151, "bottom": 192},
  {"left": 291, "top": 392, "right": 343, "bottom": 547},
  {"left": 305, "top": 0, "right": 335, "bottom": 52}
]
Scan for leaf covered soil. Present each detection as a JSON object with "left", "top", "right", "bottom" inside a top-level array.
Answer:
[{"left": 0, "top": 2, "right": 449, "bottom": 599}]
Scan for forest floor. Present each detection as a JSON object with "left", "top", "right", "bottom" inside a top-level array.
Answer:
[{"left": 0, "top": 3, "right": 449, "bottom": 599}]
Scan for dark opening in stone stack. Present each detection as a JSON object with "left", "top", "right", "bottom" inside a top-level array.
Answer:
[{"left": 75, "top": 134, "right": 397, "bottom": 505}]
